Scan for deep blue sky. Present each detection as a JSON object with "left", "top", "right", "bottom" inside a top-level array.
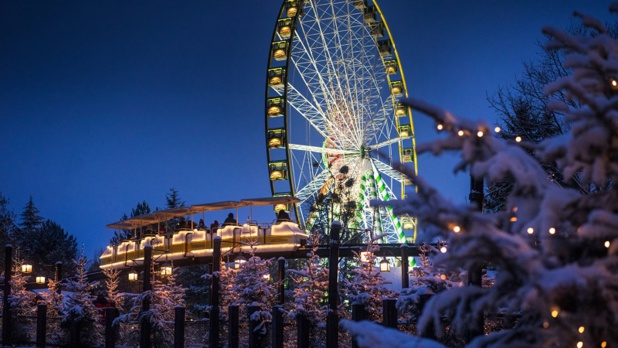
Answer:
[{"left": 0, "top": 1, "right": 613, "bottom": 259}]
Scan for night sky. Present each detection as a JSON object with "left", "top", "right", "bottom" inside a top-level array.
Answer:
[{"left": 0, "top": 1, "right": 613, "bottom": 259}]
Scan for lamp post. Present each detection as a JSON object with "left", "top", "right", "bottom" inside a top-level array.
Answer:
[{"left": 326, "top": 222, "right": 341, "bottom": 348}]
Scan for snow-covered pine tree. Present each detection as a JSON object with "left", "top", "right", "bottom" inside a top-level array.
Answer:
[
  {"left": 229, "top": 244, "right": 277, "bottom": 339},
  {"left": 286, "top": 231, "right": 329, "bottom": 337},
  {"left": 147, "top": 266, "right": 186, "bottom": 346},
  {"left": 347, "top": 7, "right": 618, "bottom": 348},
  {"left": 9, "top": 258, "right": 37, "bottom": 317},
  {"left": 341, "top": 243, "right": 397, "bottom": 323},
  {"left": 63, "top": 256, "right": 103, "bottom": 346}
]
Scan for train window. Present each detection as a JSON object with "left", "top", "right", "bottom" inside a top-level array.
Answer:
[
  {"left": 268, "top": 67, "right": 286, "bottom": 88},
  {"left": 390, "top": 80, "right": 404, "bottom": 97},
  {"left": 384, "top": 59, "right": 398, "bottom": 74},
  {"left": 267, "top": 128, "right": 286, "bottom": 148},
  {"left": 267, "top": 97, "right": 285, "bottom": 117},
  {"left": 378, "top": 40, "right": 392, "bottom": 57},
  {"left": 398, "top": 125, "right": 411, "bottom": 138},
  {"left": 272, "top": 40, "right": 289, "bottom": 61}
]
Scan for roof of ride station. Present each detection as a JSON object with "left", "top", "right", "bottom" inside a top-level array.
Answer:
[{"left": 106, "top": 196, "right": 300, "bottom": 230}]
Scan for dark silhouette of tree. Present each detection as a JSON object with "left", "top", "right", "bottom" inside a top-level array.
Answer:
[
  {"left": 165, "top": 187, "right": 185, "bottom": 209},
  {"left": 0, "top": 193, "right": 18, "bottom": 269},
  {"left": 110, "top": 200, "right": 152, "bottom": 244}
]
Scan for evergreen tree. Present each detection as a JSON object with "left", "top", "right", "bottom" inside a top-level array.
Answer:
[
  {"left": 110, "top": 200, "right": 152, "bottom": 244},
  {"left": 16, "top": 196, "right": 44, "bottom": 257},
  {"left": 148, "top": 268, "right": 186, "bottom": 346},
  {"left": 31, "top": 220, "right": 78, "bottom": 279},
  {"left": 63, "top": 256, "right": 103, "bottom": 346},
  {"left": 165, "top": 187, "right": 185, "bottom": 209},
  {"left": 0, "top": 193, "right": 18, "bottom": 269}
]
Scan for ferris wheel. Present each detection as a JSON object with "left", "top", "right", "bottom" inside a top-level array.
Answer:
[{"left": 265, "top": 0, "right": 418, "bottom": 243}]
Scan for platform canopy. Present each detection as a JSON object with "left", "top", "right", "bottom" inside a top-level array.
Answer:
[{"left": 106, "top": 196, "right": 299, "bottom": 230}]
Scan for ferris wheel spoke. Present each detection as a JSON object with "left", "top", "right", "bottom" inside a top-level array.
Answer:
[
  {"left": 370, "top": 158, "right": 409, "bottom": 184},
  {"left": 293, "top": 168, "right": 330, "bottom": 202},
  {"left": 288, "top": 143, "right": 356, "bottom": 156}
]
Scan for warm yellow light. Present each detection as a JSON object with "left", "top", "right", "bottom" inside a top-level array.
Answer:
[
  {"left": 453, "top": 225, "right": 461, "bottom": 233},
  {"left": 21, "top": 264, "right": 32, "bottom": 274},
  {"left": 515, "top": 136, "right": 522, "bottom": 142},
  {"left": 160, "top": 265, "right": 173, "bottom": 277},
  {"left": 549, "top": 227, "right": 556, "bottom": 235},
  {"left": 380, "top": 259, "right": 390, "bottom": 272},
  {"left": 477, "top": 131, "right": 484, "bottom": 138},
  {"left": 436, "top": 124, "right": 443, "bottom": 131},
  {"left": 578, "top": 326, "right": 585, "bottom": 334},
  {"left": 576, "top": 341, "right": 583, "bottom": 348},
  {"left": 287, "top": 7, "right": 298, "bottom": 17},
  {"left": 128, "top": 271, "right": 139, "bottom": 282},
  {"left": 527, "top": 227, "right": 534, "bottom": 234},
  {"left": 440, "top": 274, "right": 446, "bottom": 280},
  {"left": 35, "top": 276, "right": 46, "bottom": 284},
  {"left": 457, "top": 130, "right": 464, "bottom": 136},
  {"left": 612, "top": 79, "right": 617, "bottom": 87},
  {"left": 510, "top": 217, "right": 518, "bottom": 222},
  {"left": 601, "top": 341, "right": 607, "bottom": 348},
  {"left": 513, "top": 206, "right": 518, "bottom": 212},
  {"left": 605, "top": 240, "right": 611, "bottom": 248},
  {"left": 234, "top": 255, "right": 247, "bottom": 269},
  {"left": 551, "top": 307, "right": 559, "bottom": 318},
  {"left": 542, "top": 321, "right": 549, "bottom": 329},
  {"left": 440, "top": 246, "right": 447, "bottom": 253},
  {"left": 360, "top": 251, "right": 373, "bottom": 263},
  {"left": 263, "top": 273, "right": 271, "bottom": 281},
  {"left": 494, "top": 126, "right": 501, "bottom": 133}
]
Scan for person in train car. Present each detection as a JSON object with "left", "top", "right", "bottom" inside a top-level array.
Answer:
[
  {"left": 275, "top": 209, "right": 291, "bottom": 224},
  {"left": 209, "top": 220, "right": 219, "bottom": 233},
  {"left": 198, "top": 218, "right": 206, "bottom": 230},
  {"left": 223, "top": 213, "right": 237, "bottom": 226}
]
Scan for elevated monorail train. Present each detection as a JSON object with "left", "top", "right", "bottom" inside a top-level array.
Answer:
[{"left": 99, "top": 196, "right": 308, "bottom": 270}]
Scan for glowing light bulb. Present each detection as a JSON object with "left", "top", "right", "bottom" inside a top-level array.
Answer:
[
  {"left": 440, "top": 246, "right": 447, "bottom": 253},
  {"left": 576, "top": 341, "right": 583, "bottom": 348},
  {"left": 605, "top": 240, "right": 611, "bottom": 248},
  {"left": 612, "top": 79, "right": 617, "bottom": 87},
  {"left": 510, "top": 217, "right": 518, "bottom": 222},
  {"left": 494, "top": 126, "right": 501, "bottom": 133},
  {"left": 551, "top": 307, "right": 559, "bottom": 318},
  {"left": 477, "top": 131, "right": 484, "bottom": 137},
  {"left": 515, "top": 136, "right": 522, "bottom": 142},
  {"left": 542, "top": 321, "right": 549, "bottom": 329},
  {"left": 440, "top": 274, "right": 446, "bottom": 280},
  {"left": 458, "top": 130, "right": 464, "bottom": 136},
  {"left": 453, "top": 225, "right": 461, "bottom": 233},
  {"left": 549, "top": 227, "right": 556, "bottom": 235},
  {"left": 578, "top": 326, "right": 585, "bottom": 334},
  {"left": 437, "top": 124, "right": 444, "bottom": 131},
  {"left": 601, "top": 341, "right": 607, "bottom": 348},
  {"left": 527, "top": 227, "right": 534, "bottom": 234}
]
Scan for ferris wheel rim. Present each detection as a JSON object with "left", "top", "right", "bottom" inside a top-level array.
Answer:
[{"left": 265, "top": 0, "right": 418, "bottom": 243}]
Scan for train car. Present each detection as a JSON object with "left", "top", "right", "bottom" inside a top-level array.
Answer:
[{"left": 100, "top": 196, "right": 306, "bottom": 270}]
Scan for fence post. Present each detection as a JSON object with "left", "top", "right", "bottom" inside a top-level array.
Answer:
[
  {"left": 175, "top": 306, "right": 185, "bottom": 348},
  {"left": 351, "top": 304, "right": 365, "bottom": 348},
  {"left": 296, "top": 312, "right": 310, "bottom": 348},
  {"left": 272, "top": 305, "right": 284, "bottom": 348},
  {"left": 228, "top": 304, "right": 239, "bottom": 348},
  {"left": 419, "top": 294, "right": 436, "bottom": 339},
  {"left": 278, "top": 257, "right": 285, "bottom": 305},
  {"left": 36, "top": 303, "right": 47, "bottom": 348},
  {"left": 210, "top": 236, "right": 221, "bottom": 348},
  {"left": 382, "top": 298, "right": 397, "bottom": 329},
  {"left": 248, "top": 304, "right": 260, "bottom": 348},
  {"left": 140, "top": 244, "right": 152, "bottom": 348},
  {"left": 326, "top": 222, "right": 341, "bottom": 348},
  {"left": 2, "top": 244, "right": 12, "bottom": 346},
  {"left": 401, "top": 244, "right": 409, "bottom": 289},
  {"left": 55, "top": 261, "right": 62, "bottom": 294},
  {"left": 467, "top": 175, "right": 485, "bottom": 342},
  {"left": 105, "top": 307, "right": 119, "bottom": 348}
]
